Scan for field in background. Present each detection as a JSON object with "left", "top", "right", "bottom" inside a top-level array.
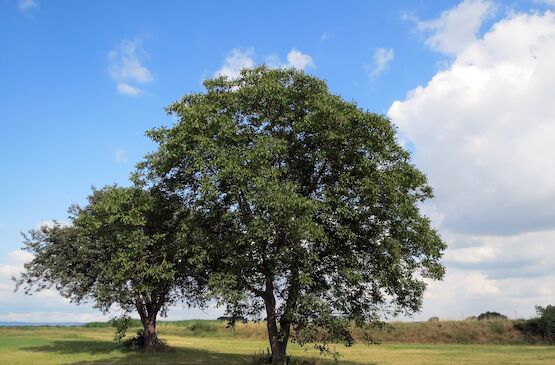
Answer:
[
  {"left": 85, "top": 318, "right": 537, "bottom": 344},
  {"left": 1, "top": 323, "right": 554, "bottom": 365}
]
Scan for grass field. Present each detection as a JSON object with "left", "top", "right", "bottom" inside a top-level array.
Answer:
[{"left": 1, "top": 326, "right": 555, "bottom": 365}]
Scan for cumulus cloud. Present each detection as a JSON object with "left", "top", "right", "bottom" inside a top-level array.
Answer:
[
  {"left": 214, "top": 48, "right": 256, "bottom": 79},
  {"left": 215, "top": 48, "right": 314, "bottom": 80},
  {"left": 420, "top": 268, "right": 555, "bottom": 320},
  {"left": 108, "top": 39, "right": 153, "bottom": 96},
  {"left": 285, "top": 49, "right": 314, "bottom": 69},
  {"left": 389, "top": 8, "right": 555, "bottom": 318},
  {"left": 366, "top": 48, "right": 395, "bottom": 79},
  {"left": 444, "top": 230, "right": 555, "bottom": 280},
  {"left": 390, "top": 11, "right": 555, "bottom": 236},
  {"left": 18, "top": 0, "right": 37, "bottom": 12},
  {"left": 412, "top": 0, "right": 494, "bottom": 54}
]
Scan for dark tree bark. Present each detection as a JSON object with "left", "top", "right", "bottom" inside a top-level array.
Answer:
[
  {"left": 136, "top": 297, "right": 161, "bottom": 351},
  {"left": 143, "top": 316, "right": 158, "bottom": 351},
  {"left": 264, "top": 276, "right": 290, "bottom": 365}
]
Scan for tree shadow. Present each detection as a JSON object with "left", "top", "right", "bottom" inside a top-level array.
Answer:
[
  {"left": 22, "top": 339, "right": 120, "bottom": 355},
  {"left": 23, "top": 339, "right": 368, "bottom": 365}
]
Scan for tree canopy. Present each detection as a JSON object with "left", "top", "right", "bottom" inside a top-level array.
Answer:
[
  {"left": 16, "top": 185, "right": 207, "bottom": 350},
  {"left": 138, "top": 67, "right": 446, "bottom": 363}
]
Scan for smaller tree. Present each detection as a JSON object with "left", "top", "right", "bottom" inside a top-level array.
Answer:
[{"left": 15, "top": 185, "right": 207, "bottom": 351}]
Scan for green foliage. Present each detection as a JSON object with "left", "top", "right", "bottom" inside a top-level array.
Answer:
[
  {"left": 111, "top": 316, "right": 131, "bottom": 342},
  {"left": 15, "top": 185, "right": 208, "bottom": 350},
  {"left": 138, "top": 66, "right": 446, "bottom": 361},
  {"left": 516, "top": 305, "right": 555, "bottom": 344},
  {"left": 477, "top": 312, "right": 508, "bottom": 321}
]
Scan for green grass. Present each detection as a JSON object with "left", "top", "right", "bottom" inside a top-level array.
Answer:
[{"left": 1, "top": 326, "right": 554, "bottom": 365}]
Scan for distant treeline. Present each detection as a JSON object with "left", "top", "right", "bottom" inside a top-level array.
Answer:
[{"left": 83, "top": 318, "right": 550, "bottom": 345}]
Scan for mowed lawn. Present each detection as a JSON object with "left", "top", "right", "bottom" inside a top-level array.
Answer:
[{"left": 1, "top": 327, "right": 554, "bottom": 365}]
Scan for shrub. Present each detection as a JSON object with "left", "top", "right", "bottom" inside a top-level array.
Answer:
[
  {"left": 428, "top": 316, "right": 440, "bottom": 322},
  {"left": 188, "top": 320, "right": 217, "bottom": 335},
  {"left": 515, "top": 305, "right": 555, "bottom": 344},
  {"left": 488, "top": 321, "right": 505, "bottom": 335},
  {"left": 122, "top": 329, "right": 167, "bottom": 351},
  {"left": 477, "top": 312, "right": 508, "bottom": 321}
]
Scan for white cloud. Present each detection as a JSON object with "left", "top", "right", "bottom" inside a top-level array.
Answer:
[
  {"left": 8, "top": 250, "right": 33, "bottom": 264},
  {"left": 18, "top": 0, "right": 37, "bottom": 12},
  {"left": 389, "top": 9, "right": 555, "bottom": 319},
  {"left": 116, "top": 83, "right": 140, "bottom": 96},
  {"left": 215, "top": 48, "right": 314, "bottom": 80},
  {"left": 285, "top": 49, "right": 314, "bottom": 69},
  {"left": 108, "top": 39, "right": 153, "bottom": 96},
  {"left": 115, "top": 148, "right": 128, "bottom": 163},
  {"left": 390, "top": 10, "right": 555, "bottom": 235},
  {"left": 413, "top": 0, "right": 494, "bottom": 54},
  {"left": 419, "top": 268, "right": 555, "bottom": 320},
  {"left": 214, "top": 48, "right": 255, "bottom": 79},
  {"left": 35, "top": 220, "right": 67, "bottom": 230},
  {"left": 444, "top": 230, "right": 555, "bottom": 281},
  {"left": 366, "top": 48, "right": 395, "bottom": 79}
]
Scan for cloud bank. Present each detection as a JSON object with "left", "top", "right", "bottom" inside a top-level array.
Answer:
[{"left": 390, "top": 7, "right": 555, "bottom": 318}]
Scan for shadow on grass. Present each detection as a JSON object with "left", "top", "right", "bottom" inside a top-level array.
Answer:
[
  {"left": 23, "top": 339, "right": 368, "bottom": 365},
  {"left": 22, "top": 339, "right": 120, "bottom": 355}
]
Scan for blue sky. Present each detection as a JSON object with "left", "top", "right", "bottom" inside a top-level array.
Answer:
[{"left": 2, "top": 0, "right": 555, "bottom": 322}]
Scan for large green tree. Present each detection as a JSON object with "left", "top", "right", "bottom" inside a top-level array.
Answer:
[
  {"left": 138, "top": 67, "right": 446, "bottom": 363},
  {"left": 16, "top": 185, "right": 207, "bottom": 351}
]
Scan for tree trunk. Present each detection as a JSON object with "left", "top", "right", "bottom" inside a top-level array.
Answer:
[
  {"left": 270, "top": 339, "right": 288, "bottom": 365},
  {"left": 143, "top": 317, "right": 158, "bottom": 351},
  {"left": 264, "top": 276, "right": 289, "bottom": 365},
  {"left": 135, "top": 297, "right": 160, "bottom": 351}
]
